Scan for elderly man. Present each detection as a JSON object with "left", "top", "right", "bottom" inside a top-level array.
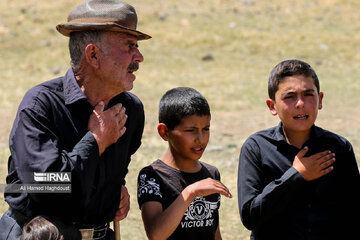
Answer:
[{"left": 0, "top": 0, "right": 150, "bottom": 239}]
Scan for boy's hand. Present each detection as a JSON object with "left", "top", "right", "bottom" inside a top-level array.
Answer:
[
  {"left": 293, "top": 146, "right": 336, "bottom": 181},
  {"left": 186, "top": 178, "right": 232, "bottom": 199}
]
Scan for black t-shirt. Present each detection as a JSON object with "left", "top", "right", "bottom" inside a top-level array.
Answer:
[{"left": 137, "top": 159, "right": 221, "bottom": 240}]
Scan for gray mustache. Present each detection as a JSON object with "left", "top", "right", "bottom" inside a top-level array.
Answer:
[{"left": 127, "top": 62, "right": 139, "bottom": 71}]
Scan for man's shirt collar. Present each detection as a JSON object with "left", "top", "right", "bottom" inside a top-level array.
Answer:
[
  {"left": 62, "top": 68, "right": 133, "bottom": 107},
  {"left": 63, "top": 68, "right": 87, "bottom": 105}
]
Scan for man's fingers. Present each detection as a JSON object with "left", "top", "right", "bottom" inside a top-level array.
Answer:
[
  {"left": 118, "top": 200, "right": 130, "bottom": 211},
  {"left": 112, "top": 104, "right": 125, "bottom": 117},
  {"left": 114, "top": 209, "right": 128, "bottom": 221},
  {"left": 111, "top": 104, "right": 127, "bottom": 128},
  {"left": 119, "top": 113, "right": 128, "bottom": 125},
  {"left": 119, "top": 127, "right": 127, "bottom": 137},
  {"left": 93, "top": 101, "right": 105, "bottom": 115},
  {"left": 114, "top": 186, "right": 130, "bottom": 222},
  {"left": 115, "top": 201, "right": 130, "bottom": 221},
  {"left": 117, "top": 111, "right": 127, "bottom": 138},
  {"left": 106, "top": 104, "right": 127, "bottom": 135},
  {"left": 99, "top": 103, "right": 124, "bottom": 118},
  {"left": 119, "top": 192, "right": 130, "bottom": 207}
]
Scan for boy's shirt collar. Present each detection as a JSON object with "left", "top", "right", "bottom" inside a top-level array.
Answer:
[
  {"left": 273, "top": 122, "right": 327, "bottom": 143},
  {"left": 273, "top": 122, "right": 287, "bottom": 142}
]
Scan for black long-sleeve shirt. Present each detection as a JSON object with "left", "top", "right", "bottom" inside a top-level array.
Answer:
[
  {"left": 238, "top": 123, "right": 360, "bottom": 240},
  {"left": 5, "top": 68, "right": 144, "bottom": 226}
]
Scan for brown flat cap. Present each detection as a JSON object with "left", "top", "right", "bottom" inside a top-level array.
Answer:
[{"left": 56, "top": 0, "right": 151, "bottom": 40}]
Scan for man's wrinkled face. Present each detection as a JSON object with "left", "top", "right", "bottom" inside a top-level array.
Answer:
[{"left": 98, "top": 32, "right": 144, "bottom": 92}]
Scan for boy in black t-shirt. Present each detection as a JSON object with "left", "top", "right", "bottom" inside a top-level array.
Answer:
[
  {"left": 237, "top": 59, "right": 360, "bottom": 240},
  {"left": 137, "top": 87, "right": 232, "bottom": 240}
]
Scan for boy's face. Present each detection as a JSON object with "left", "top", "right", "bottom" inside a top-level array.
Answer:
[
  {"left": 266, "top": 74, "right": 323, "bottom": 135},
  {"left": 166, "top": 115, "right": 211, "bottom": 163}
]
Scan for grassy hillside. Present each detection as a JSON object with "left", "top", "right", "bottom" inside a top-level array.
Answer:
[{"left": 1, "top": 0, "right": 360, "bottom": 239}]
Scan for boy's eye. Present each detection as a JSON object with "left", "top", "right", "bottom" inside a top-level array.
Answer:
[
  {"left": 283, "top": 95, "right": 295, "bottom": 100},
  {"left": 184, "top": 129, "right": 194, "bottom": 132}
]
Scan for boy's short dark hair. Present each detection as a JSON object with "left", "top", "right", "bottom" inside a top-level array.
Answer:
[
  {"left": 21, "top": 216, "right": 64, "bottom": 240},
  {"left": 268, "top": 59, "right": 320, "bottom": 100},
  {"left": 159, "top": 87, "right": 211, "bottom": 130}
]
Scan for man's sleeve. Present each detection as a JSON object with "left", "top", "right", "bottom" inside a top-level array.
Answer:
[
  {"left": 121, "top": 97, "right": 145, "bottom": 186},
  {"left": 9, "top": 105, "right": 100, "bottom": 207},
  {"left": 237, "top": 137, "right": 306, "bottom": 230}
]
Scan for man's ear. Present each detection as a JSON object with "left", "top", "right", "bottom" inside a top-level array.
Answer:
[
  {"left": 84, "top": 44, "right": 100, "bottom": 69},
  {"left": 157, "top": 123, "right": 169, "bottom": 141},
  {"left": 318, "top": 92, "right": 324, "bottom": 110},
  {"left": 266, "top": 99, "right": 278, "bottom": 116}
]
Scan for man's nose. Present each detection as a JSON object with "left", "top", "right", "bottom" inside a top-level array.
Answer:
[{"left": 133, "top": 48, "right": 144, "bottom": 63}]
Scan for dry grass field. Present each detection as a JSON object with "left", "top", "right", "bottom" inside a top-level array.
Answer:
[{"left": 1, "top": 0, "right": 360, "bottom": 239}]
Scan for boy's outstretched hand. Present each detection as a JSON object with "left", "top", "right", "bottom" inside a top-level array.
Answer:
[
  {"left": 186, "top": 178, "right": 232, "bottom": 199},
  {"left": 293, "top": 146, "right": 336, "bottom": 181}
]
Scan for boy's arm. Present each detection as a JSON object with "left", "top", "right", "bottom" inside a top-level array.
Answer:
[
  {"left": 238, "top": 138, "right": 307, "bottom": 230},
  {"left": 215, "top": 223, "right": 222, "bottom": 240},
  {"left": 141, "top": 178, "right": 231, "bottom": 240}
]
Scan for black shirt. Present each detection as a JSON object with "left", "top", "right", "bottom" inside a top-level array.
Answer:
[
  {"left": 137, "top": 159, "right": 221, "bottom": 240},
  {"left": 238, "top": 122, "right": 360, "bottom": 240},
  {"left": 5, "top": 68, "right": 144, "bottom": 226}
]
